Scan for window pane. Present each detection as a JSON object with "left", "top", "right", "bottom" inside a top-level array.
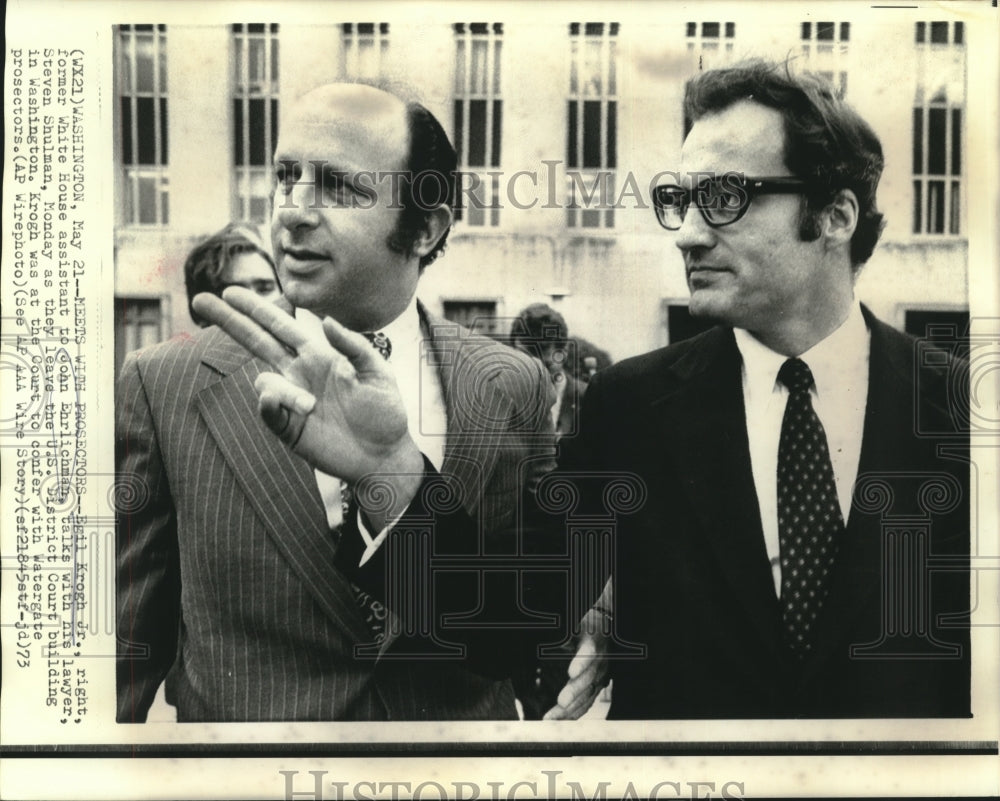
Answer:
[
  {"left": 160, "top": 98, "right": 168, "bottom": 165},
  {"left": 954, "top": 22, "right": 964, "bottom": 45},
  {"left": 453, "top": 99, "right": 464, "bottom": 163},
  {"left": 686, "top": 22, "right": 696, "bottom": 37},
  {"left": 950, "top": 180, "right": 960, "bottom": 234},
  {"left": 468, "top": 99, "right": 486, "bottom": 167},
  {"left": 234, "top": 37, "right": 245, "bottom": 84},
  {"left": 248, "top": 98, "right": 266, "bottom": 165},
  {"left": 138, "top": 175, "right": 158, "bottom": 223},
  {"left": 121, "top": 97, "right": 134, "bottom": 164},
  {"left": 582, "top": 100, "right": 601, "bottom": 168},
  {"left": 160, "top": 180, "right": 169, "bottom": 224},
  {"left": 608, "top": 39, "right": 617, "bottom": 95},
  {"left": 725, "top": 22, "right": 735, "bottom": 38},
  {"left": 702, "top": 22, "right": 719, "bottom": 38},
  {"left": 491, "top": 100, "right": 502, "bottom": 168},
  {"left": 584, "top": 39, "right": 602, "bottom": 96},
  {"left": 454, "top": 39, "right": 465, "bottom": 93},
  {"left": 912, "top": 107, "right": 923, "bottom": 173},
  {"left": 136, "top": 97, "right": 156, "bottom": 164},
  {"left": 927, "top": 180, "right": 944, "bottom": 233},
  {"left": 135, "top": 34, "right": 155, "bottom": 92},
  {"left": 493, "top": 39, "right": 502, "bottom": 94},
  {"left": 817, "top": 22, "right": 835, "bottom": 41},
  {"left": 271, "top": 38, "right": 279, "bottom": 81},
  {"left": 927, "top": 107, "right": 946, "bottom": 174},
  {"left": 606, "top": 101, "right": 617, "bottom": 169},
  {"left": 840, "top": 22, "right": 850, "bottom": 41},
  {"left": 912, "top": 180, "right": 922, "bottom": 233},
  {"left": 582, "top": 209, "right": 600, "bottom": 227},
  {"left": 471, "top": 39, "right": 487, "bottom": 94},
  {"left": 248, "top": 38, "right": 265, "bottom": 85},
  {"left": 915, "top": 22, "right": 925, "bottom": 43},
  {"left": 930, "top": 22, "right": 948, "bottom": 44},
  {"left": 951, "top": 108, "right": 961, "bottom": 175},
  {"left": 567, "top": 101, "right": 578, "bottom": 167}
]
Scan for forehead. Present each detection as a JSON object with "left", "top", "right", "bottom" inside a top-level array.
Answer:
[
  {"left": 276, "top": 85, "right": 409, "bottom": 172},
  {"left": 680, "top": 100, "right": 788, "bottom": 177},
  {"left": 222, "top": 251, "right": 275, "bottom": 280}
]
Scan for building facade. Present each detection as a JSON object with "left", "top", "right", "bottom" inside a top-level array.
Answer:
[{"left": 113, "top": 12, "right": 969, "bottom": 373}]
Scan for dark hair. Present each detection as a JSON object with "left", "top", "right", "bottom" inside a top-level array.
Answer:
[
  {"left": 385, "top": 101, "right": 457, "bottom": 271},
  {"left": 513, "top": 303, "right": 569, "bottom": 349},
  {"left": 684, "top": 60, "right": 886, "bottom": 269},
  {"left": 183, "top": 222, "right": 277, "bottom": 326}
]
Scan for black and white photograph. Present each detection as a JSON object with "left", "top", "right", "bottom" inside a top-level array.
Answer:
[{"left": 2, "top": 1, "right": 999, "bottom": 798}]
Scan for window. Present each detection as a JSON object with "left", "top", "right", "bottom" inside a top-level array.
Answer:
[
  {"left": 683, "top": 21, "right": 736, "bottom": 134},
  {"left": 567, "top": 22, "right": 619, "bottom": 229},
  {"left": 118, "top": 25, "right": 169, "bottom": 226},
  {"left": 916, "top": 21, "right": 964, "bottom": 45},
  {"left": 232, "top": 24, "right": 279, "bottom": 224},
  {"left": 904, "top": 308, "right": 969, "bottom": 359},
  {"left": 341, "top": 22, "right": 389, "bottom": 79},
  {"left": 913, "top": 21, "right": 965, "bottom": 235},
  {"left": 443, "top": 300, "right": 500, "bottom": 336},
  {"left": 685, "top": 20, "right": 736, "bottom": 65},
  {"left": 453, "top": 22, "right": 503, "bottom": 227},
  {"left": 662, "top": 302, "right": 717, "bottom": 345},
  {"left": 801, "top": 20, "right": 849, "bottom": 97},
  {"left": 115, "top": 297, "right": 164, "bottom": 377}
]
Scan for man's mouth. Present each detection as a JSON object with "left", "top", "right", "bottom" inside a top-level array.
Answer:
[{"left": 281, "top": 246, "right": 329, "bottom": 273}]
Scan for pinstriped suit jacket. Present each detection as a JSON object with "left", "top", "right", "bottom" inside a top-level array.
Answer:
[{"left": 116, "top": 309, "right": 556, "bottom": 722}]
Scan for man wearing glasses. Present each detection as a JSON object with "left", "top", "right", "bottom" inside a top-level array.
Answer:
[{"left": 547, "top": 61, "right": 969, "bottom": 719}]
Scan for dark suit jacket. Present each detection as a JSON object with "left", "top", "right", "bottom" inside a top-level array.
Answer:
[
  {"left": 559, "top": 309, "right": 970, "bottom": 718},
  {"left": 116, "top": 309, "right": 556, "bottom": 722}
]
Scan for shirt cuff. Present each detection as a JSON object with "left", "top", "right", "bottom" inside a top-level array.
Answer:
[{"left": 356, "top": 505, "right": 408, "bottom": 567}]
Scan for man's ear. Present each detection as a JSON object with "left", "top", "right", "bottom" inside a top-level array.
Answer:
[
  {"left": 410, "top": 205, "right": 453, "bottom": 258},
  {"left": 821, "top": 188, "right": 859, "bottom": 249}
]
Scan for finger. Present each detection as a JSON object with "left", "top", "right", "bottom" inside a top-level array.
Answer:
[
  {"left": 321, "top": 316, "right": 386, "bottom": 373},
  {"left": 566, "top": 634, "right": 598, "bottom": 680},
  {"left": 255, "top": 372, "right": 316, "bottom": 416},
  {"left": 193, "top": 292, "right": 296, "bottom": 370},
  {"left": 258, "top": 393, "right": 305, "bottom": 449},
  {"left": 221, "top": 286, "right": 315, "bottom": 352},
  {"left": 547, "top": 676, "right": 601, "bottom": 720}
]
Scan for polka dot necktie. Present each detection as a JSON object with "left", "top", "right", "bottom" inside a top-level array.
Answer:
[
  {"left": 776, "top": 357, "right": 844, "bottom": 659},
  {"left": 340, "top": 331, "right": 392, "bottom": 644}
]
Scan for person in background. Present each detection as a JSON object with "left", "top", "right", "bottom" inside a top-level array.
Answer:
[
  {"left": 512, "top": 303, "right": 588, "bottom": 442},
  {"left": 183, "top": 222, "right": 281, "bottom": 327}
]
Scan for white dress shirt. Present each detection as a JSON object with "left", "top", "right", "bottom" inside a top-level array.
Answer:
[
  {"left": 733, "top": 302, "right": 870, "bottom": 595},
  {"left": 296, "top": 296, "right": 448, "bottom": 564}
]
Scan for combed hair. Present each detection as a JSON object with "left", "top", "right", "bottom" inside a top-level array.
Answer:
[{"left": 684, "top": 60, "right": 886, "bottom": 268}]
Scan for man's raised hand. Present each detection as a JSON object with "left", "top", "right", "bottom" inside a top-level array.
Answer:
[{"left": 192, "top": 288, "right": 424, "bottom": 518}]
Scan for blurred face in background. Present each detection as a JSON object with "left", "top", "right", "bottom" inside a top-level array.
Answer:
[{"left": 218, "top": 251, "right": 281, "bottom": 301}]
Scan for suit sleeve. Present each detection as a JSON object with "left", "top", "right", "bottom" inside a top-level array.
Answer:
[
  {"left": 336, "top": 352, "right": 562, "bottom": 680},
  {"left": 116, "top": 352, "right": 181, "bottom": 723}
]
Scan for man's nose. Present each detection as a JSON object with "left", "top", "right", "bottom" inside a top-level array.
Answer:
[
  {"left": 274, "top": 178, "right": 321, "bottom": 231},
  {"left": 674, "top": 204, "right": 715, "bottom": 254}
]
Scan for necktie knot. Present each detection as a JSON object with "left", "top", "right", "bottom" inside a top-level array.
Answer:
[
  {"left": 778, "top": 357, "right": 814, "bottom": 395},
  {"left": 363, "top": 331, "right": 392, "bottom": 361}
]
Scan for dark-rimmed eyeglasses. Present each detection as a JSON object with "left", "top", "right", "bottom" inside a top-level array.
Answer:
[{"left": 651, "top": 173, "right": 809, "bottom": 230}]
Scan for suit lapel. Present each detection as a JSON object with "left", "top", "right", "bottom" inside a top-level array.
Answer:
[
  {"left": 654, "top": 329, "right": 780, "bottom": 652},
  {"left": 195, "top": 332, "right": 372, "bottom": 644},
  {"left": 422, "top": 308, "right": 505, "bottom": 514},
  {"left": 804, "top": 311, "right": 910, "bottom": 668}
]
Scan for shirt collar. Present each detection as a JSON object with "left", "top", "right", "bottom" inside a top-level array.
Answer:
[
  {"left": 734, "top": 301, "right": 868, "bottom": 401},
  {"left": 294, "top": 295, "right": 422, "bottom": 366}
]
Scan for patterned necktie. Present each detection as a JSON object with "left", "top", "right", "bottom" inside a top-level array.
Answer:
[
  {"left": 340, "top": 331, "right": 392, "bottom": 644},
  {"left": 776, "top": 357, "right": 844, "bottom": 658}
]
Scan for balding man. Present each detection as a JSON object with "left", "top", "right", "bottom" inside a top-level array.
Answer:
[{"left": 116, "top": 83, "right": 557, "bottom": 722}]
